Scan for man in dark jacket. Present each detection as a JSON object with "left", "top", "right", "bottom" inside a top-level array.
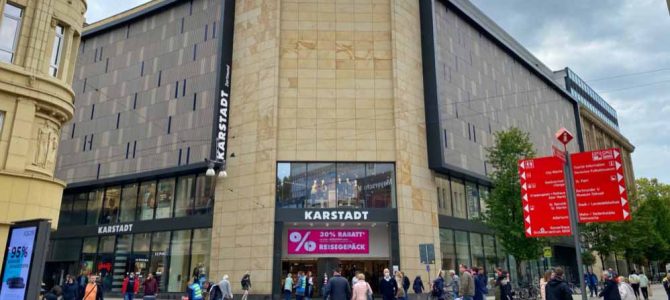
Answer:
[
  {"left": 599, "top": 271, "right": 622, "bottom": 300},
  {"left": 545, "top": 268, "right": 572, "bottom": 300},
  {"left": 432, "top": 271, "right": 446, "bottom": 300},
  {"left": 380, "top": 268, "right": 398, "bottom": 300},
  {"left": 403, "top": 275, "right": 411, "bottom": 297},
  {"left": 325, "top": 268, "right": 351, "bottom": 300}
]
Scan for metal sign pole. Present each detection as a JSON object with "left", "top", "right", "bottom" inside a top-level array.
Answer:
[{"left": 564, "top": 151, "right": 588, "bottom": 300}]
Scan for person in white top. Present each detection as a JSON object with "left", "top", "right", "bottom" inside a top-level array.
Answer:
[
  {"left": 629, "top": 271, "right": 641, "bottom": 300},
  {"left": 638, "top": 272, "right": 649, "bottom": 300}
]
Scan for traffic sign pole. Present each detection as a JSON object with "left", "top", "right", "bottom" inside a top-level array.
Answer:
[{"left": 564, "top": 151, "right": 587, "bottom": 300}]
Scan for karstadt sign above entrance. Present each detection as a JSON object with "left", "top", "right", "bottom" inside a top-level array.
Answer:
[
  {"left": 304, "top": 210, "right": 369, "bottom": 221},
  {"left": 275, "top": 208, "right": 398, "bottom": 222}
]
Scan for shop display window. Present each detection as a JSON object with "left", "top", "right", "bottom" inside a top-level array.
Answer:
[
  {"left": 86, "top": 189, "right": 104, "bottom": 225},
  {"left": 440, "top": 229, "right": 456, "bottom": 272},
  {"left": 97, "top": 236, "right": 116, "bottom": 291},
  {"left": 112, "top": 234, "right": 133, "bottom": 292},
  {"left": 120, "top": 183, "right": 139, "bottom": 223},
  {"left": 451, "top": 179, "right": 467, "bottom": 219},
  {"left": 470, "top": 233, "right": 485, "bottom": 269},
  {"left": 194, "top": 175, "right": 214, "bottom": 214},
  {"left": 466, "top": 182, "right": 479, "bottom": 220},
  {"left": 436, "top": 177, "right": 453, "bottom": 216},
  {"left": 479, "top": 187, "right": 490, "bottom": 216},
  {"left": 483, "top": 234, "right": 497, "bottom": 276},
  {"left": 454, "top": 230, "right": 470, "bottom": 267},
  {"left": 155, "top": 178, "right": 175, "bottom": 219},
  {"left": 190, "top": 229, "right": 211, "bottom": 286},
  {"left": 277, "top": 162, "right": 396, "bottom": 208},
  {"left": 150, "top": 231, "right": 171, "bottom": 292},
  {"left": 49, "top": 239, "right": 82, "bottom": 262},
  {"left": 100, "top": 186, "right": 121, "bottom": 224},
  {"left": 175, "top": 176, "right": 196, "bottom": 217},
  {"left": 168, "top": 230, "right": 192, "bottom": 292},
  {"left": 138, "top": 181, "right": 157, "bottom": 220}
]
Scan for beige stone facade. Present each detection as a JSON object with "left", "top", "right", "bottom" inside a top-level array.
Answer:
[{"left": 0, "top": 0, "right": 86, "bottom": 262}]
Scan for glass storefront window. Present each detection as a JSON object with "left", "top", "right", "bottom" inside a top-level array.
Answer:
[
  {"left": 277, "top": 162, "right": 396, "bottom": 209},
  {"left": 132, "top": 233, "right": 152, "bottom": 283},
  {"left": 479, "top": 187, "right": 489, "bottom": 216},
  {"left": 483, "top": 235, "right": 496, "bottom": 275},
  {"left": 496, "top": 237, "right": 508, "bottom": 274},
  {"left": 112, "top": 234, "right": 133, "bottom": 292},
  {"left": 436, "top": 177, "right": 452, "bottom": 216},
  {"left": 470, "top": 233, "right": 485, "bottom": 269},
  {"left": 175, "top": 176, "right": 196, "bottom": 217},
  {"left": 308, "top": 163, "right": 337, "bottom": 208},
  {"left": 120, "top": 183, "right": 138, "bottom": 223},
  {"left": 466, "top": 182, "right": 479, "bottom": 220},
  {"left": 138, "top": 181, "right": 157, "bottom": 220},
  {"left": 58, "top": 195, "right": 74, "bottom": 227},
  {"left": 451, "top": 179, "right": 467, "bottom": 219},
  {"left": 151, "top": 232, "right": 171, "bottom": 292},
  {"left": 168, "top": 230, "right": 192, "bottom": 292},
  {"left": 86, "top": 189, "right": 104, "bottom": 225},
  {"left": 97, "top": 236, "right": 116, "bottom": 291},
  {"left": 455, "top": 230, "right": 470, "bottom": 267},
  {"left": 440, "top": 229, "right": 455, "bottom": 272},
  {"left": 72, "top": 193, "right": 88, "bottom": 226},
  {"left": 156, "top": 178, "right": 175, "bottom": 219},
  {"left": 194, "top": 175, "right": 214, "bottom": 214},
  {"left": 50, "top": 239, "right": 82, "bottom": 262},
  {"left": 363, "top": 163, "right": 395, "bottom": 208},
  {"left": 81, "top": 237, "right": 98, "bottom": 276},
  {"left": 190, "top": 228, "right": 211, "bottom": 285},
  {"left": 100, "top": 186, "right": 121, "bottom": 224},
  {"left": 336, "top": 163, "right": 365, "bottom": 208}
]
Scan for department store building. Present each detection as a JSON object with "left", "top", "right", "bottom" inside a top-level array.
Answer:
[{"left": 45, "top": 0, "right": 619, "bottom": 297}]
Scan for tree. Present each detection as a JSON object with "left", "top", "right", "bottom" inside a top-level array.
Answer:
[{"left": 482, "top": 127, "right": 542, "bottom": 280}]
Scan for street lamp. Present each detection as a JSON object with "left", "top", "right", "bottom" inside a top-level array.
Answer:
[{"left": 205, "top": 158, "right": 227, "bottom": 178}]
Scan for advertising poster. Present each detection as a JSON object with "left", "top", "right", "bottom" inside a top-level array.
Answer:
[
  {"left": 0, "top": 226, "right": 37, "bottom": 300},
  {"left": 288, "top": 229, "right": 369, "bottom": 255}
]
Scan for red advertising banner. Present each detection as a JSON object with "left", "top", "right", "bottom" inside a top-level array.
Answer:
[
  {"left": 518, "top": 157, "right": 572, "bottom": 237},
  {"left": 571, "top": 148, "right": 631, "bottom": 222},
  {"left": 287, "top": 229, "right": 369, "bottom": 255}
]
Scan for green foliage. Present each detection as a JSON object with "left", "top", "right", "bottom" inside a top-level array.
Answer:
[
  {"left": 482, "top": 127, "right": 543, "bottom": 264},
  {"left": 581, "top": 251, "right": 596, "bottom": 266}
]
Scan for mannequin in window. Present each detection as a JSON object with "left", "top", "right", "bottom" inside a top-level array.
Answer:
[
  {"left": 345, "top": 178, "right": 353, "bottom": 199},
  {"left": 337, "top": 177, "right": 346, "bottom": 204},
  {"left": 310, "top": 180, "right": 318, "bottom": 207},
  {"left": 353, "top": 179, "right": 360, "bottom": 206}
]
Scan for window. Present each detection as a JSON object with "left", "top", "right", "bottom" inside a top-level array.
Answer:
[
  {"left": 155, "top": 178, "right": 175, "bottom": 219},
  {"left": 440, "top": 229, "right": 455, "bottom": 272},
  {"left": 49, "top": 25, "right": 64, "bottom": 76},
  {"left": 111, "top": 234, "right": 132, "bottom": 292},
  {"left": 168, "top": 230, "right": 191, "bottom": 292},
  {"left": 138, "top": 181, "right": 156, "bottom": 220},
  {"left": 100, "top": 186, "right": 120, "bottom": 224},
  {"left": 451, "top": 179, "right": 467, "bottom": 219},
  {"left": 0, "top": 3, "right": 22, "bottom": 63},
  {"left": 150, "top": 232, "right": 171, "bottom": 292},
  {"left": 86, "top": 189, "right": 104, "bottom": 225},
  {"left": 455, "top": 230, "right": 470, "bottom": 267},
  {"left": 483, "top": 235, "right": 497, "bottom": 276},
  {"left": 436, "top": 177, "right": 452, "bottom": 216},
  {"left": 466, "top": 182, "right": 479, "bottom": 219},
  {"left": 470, "top": 233, "right": 484, "bottom": 269},
  {"left": 175, "top": 176, "right": 196, "bottom": 217},
  {"left": 49, "top": 239, "right": 82, "bottom": 262},
  {"left": 96, "top": 236, "right": 115, "bottom": 291},
  {"left": 71, "top": 193, "right": 88, "bottom": 226},
  {"left": 479, "top": 186, "right": 489, "bottom": 216},
  {"left": 190, "top": 228, "right": 211, "bottom": 285},
  {"left": 277, "top": 162, "right": 396, "bottom": 209},
  {"left": 119, "top": 183, "right": 138, "bottom": 222},
  {"left": 57, "top": 194, "right": 74, "bottom": 227},
  {"left": 81, "top": 237, "right": 98, "bottom": 276},
  {"left": 0, "top": 111, "right": 4, "bottom": 135},
  {"left": 194, "top": 175, "right": 214, "bottom": 214}
]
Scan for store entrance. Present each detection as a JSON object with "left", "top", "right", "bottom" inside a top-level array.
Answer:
[{"left": 282, "top": 258, "right": 389, "bottom": 295}]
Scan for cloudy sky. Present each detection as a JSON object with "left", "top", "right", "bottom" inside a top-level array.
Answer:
[{"left": 87, "top": 1, "right": 670, "bottom": 182}]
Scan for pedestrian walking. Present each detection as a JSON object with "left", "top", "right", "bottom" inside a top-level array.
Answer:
[
  {"left": 587, "top": 271, "right": 599, "bottom": 298},
  {"left": 413, "top": 276, "right": 425, "bottom": 295},
  {"left": 496, "top": 271, "right": 512, "bottom": 300},
  {"left": 63, "top": 275, "right": 80, "bottom": 300},
  {"left": 638, "top": 272, "right": 649, "bottom": 300},
  {"left": 352, "top": 274, "right": 373, "bottom": 300},
  {"left": 305, "top": 271, "right": 313, "bottom": 300},
  {"left": 122, "top": 273, "right": 140, "bottom": 300},
  {"left": 218, "top": 275, "right": 233, "bottom": 300},
  {"left": 396, "top": 272, "right": 407, "bottom": 300},
  {"left": 618, "top": 277, "right": 636, "bottom": 300},
  {"left": 43, "top": 285, "right": 63, "bottom": 300},
  {"left": 324, "top": 268, "right": 351, "bottom": 300},
  {"left": 142, "top": 273, "right": 159, "bottom": 300},
  {"left": 599, "top": 271, "right": 622, "bottom": 300},
  {"left": 402, "top": 273, "right": 411, "bottom": 297},
  {"left": 188, "top": 277, "right": 204, "bottom": 300},
  {"left": 432, "top": 271, "right": 446, "bottom": 300},
  {"left": 83, "top": 275, "right": 103, "bottom": 300},
  {"left": 629, "top": 271, "right": 641, "bottom": 300},
  {"left": 459, "top": 265, "right": 475, "bottom": 300},
  {"left": 76, "top": 272, "right": 89, "bottom": 300},
  {"left": 540, "top": 270, "right": 553, "bottom": 300},
  {"left": 473, "top": 267, "right": 488, "bottom": 300},
  {"left": 662, "top": 273, "right": 670, "bottom": 300},
  {"left": 380, "top": 268, "right": 398, "bottom": 300},
  {"left": 241, "top": 272, "right": 251, "bottom": 300},
  {"left": 296, "top": 271, "right": 307, "bottom": 300},
  {"left": 283, "top": 273, "right": 294, "bottom": 300},
  {"left": 449, "top": 271, "right": 460, "bottom": 300},
  {"left": 545, "top": 267, "right": 572, "bottom": 300}
]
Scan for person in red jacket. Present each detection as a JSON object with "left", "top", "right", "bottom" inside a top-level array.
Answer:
[
  {"left": 122, "top": 272, "right": 140, "bottom": 300},
  {"left": 142, "top": 273, "right": 159, "bottom": 300}
]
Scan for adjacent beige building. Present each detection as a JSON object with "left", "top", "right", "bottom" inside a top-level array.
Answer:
[{"left": 0, "top": 0, "right": 86, "bottom": 262}]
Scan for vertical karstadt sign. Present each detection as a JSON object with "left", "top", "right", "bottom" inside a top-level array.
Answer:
[{"left": 211, "top": 0, "right": 235, "bottom": 161}]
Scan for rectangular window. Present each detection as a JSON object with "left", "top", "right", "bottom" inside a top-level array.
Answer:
[
  {"left": 57, "top": 194, "right": 74, "bottom": 227},
  {"left": 137, "top": 181, "right": 156, "bottom": 220},
  {"left": 86, "top": 189, "right": 104, "bottom": 225},
  {"left": 119, "top": 183, "right": 138, "bottom": 222},
  {"left": 451, "top": 179, "right": 467, "bottom": 219},
  {"left": 190, "top": 228, "right": 211, "bottom": 283},
  {"left": 0, "top": 111, "right": 4, "bottom": 136},
  {"left": 0, "top": 3, "right": 23, "bottom": 63},
  {"left": 167, "top": 116, "right": 172, "bottom": 134},
  {"left": 483, "top": 234, "right": 496, "bottom": 276},
  {"left": 440, "top": 229, "right": 455, "bottom": 272},
  {"left": 49, "top": 25, "right": 64, "bottom": 76},
  {"left": 155, "top": 178, "right": 175, "bottom": 219},
  {"left": 72, "top": 193, "right": 88, "bottom": 225},
  {"left": 455, "top": 230, "right": 470, "bottom": 267},
  {"left": 193, "top": 44, "right": 197, "bottom": 61},
  {"left": 194, "top": 175, "right": 214, "bottom": 214},
  {"left": 470, "top": 232, "right": 484, "bottom": 269},
  {"left": 49, "top": 239, "right": 82, "bottom": 262},
  {"left": 111, "top": 234, "right": 132, "bottom": 292},
  {"left": 174, "top": 175, "right": 196, "bottom": 217},
  {"left": 436, "top": 177, "right": 452, "bottom": 216},
  {"left": 116, "top": 113, "right": 120, "bottom": 129},
  {"left": 192, "top": 93, "right": 197, "bottom": 111},
  {"left": 466, "top": 182, "right": 480, "bottom": 220},
  {"left": 70, "top": 123, "right": 76, "bottom": 138},
  {"left": 150, "top": 231, "right": 171, "bottom": 292},
  {"left": 168, "top": 230, "right": 192, "bottom": 292},
  {"left": 479, "top": 186, "right": 489, "bottom": 216},
  {"left": 100, "top": 186, "right": 120, "bottom": 224}
]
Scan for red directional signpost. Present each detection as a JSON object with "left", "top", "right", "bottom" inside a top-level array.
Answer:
[
  {"left": 571, "top": 148, "right": 631, "bottom": 222},
  {"left": 518, "top": 157, "right": 571, "bottom": 237}
]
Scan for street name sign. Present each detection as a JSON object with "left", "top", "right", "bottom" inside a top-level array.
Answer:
[
  {"left": 571, "top": 148, "right": 631, "bottom": 222},
  {"left": 518, "top": 156, "right": 572, "bottom": 237}
]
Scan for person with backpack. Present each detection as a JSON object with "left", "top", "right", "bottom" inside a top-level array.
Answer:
[
  {"left": 413, "top": 275, "right": 425, "bottom": 295},
  {"left": 432, "top": 271, "right": 445, "bottom": 300},
  {"left": 241, "top": 272, "right": 251, "bottom": 300},
  {"left": 121, "top": 273, "right": 140, "bottom": 300}
]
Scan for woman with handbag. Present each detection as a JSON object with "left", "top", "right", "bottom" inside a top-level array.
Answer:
[{"left": 352, "top": 274, "right": 373, "bottom": 300}]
